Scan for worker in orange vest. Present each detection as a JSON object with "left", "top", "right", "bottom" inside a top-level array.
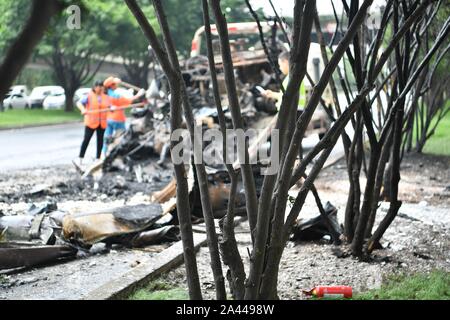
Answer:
[
  {"left": 102, "top": 76, "right": 145, "bottom": 157},
  {"left": 76, "top": 80, "right": 110, "bottom": 165}
]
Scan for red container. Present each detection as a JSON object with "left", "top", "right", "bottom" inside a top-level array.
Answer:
[{"left": 303, "top": 286, "right": 353, "bottom": 298}]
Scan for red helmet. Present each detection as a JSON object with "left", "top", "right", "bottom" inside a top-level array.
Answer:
[{"left": 103, "top": 76, "right": 121, "bottom": 88}]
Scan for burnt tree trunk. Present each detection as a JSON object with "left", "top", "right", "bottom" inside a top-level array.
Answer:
[
  {"left": 260, "top": 0, "right": 375, "bottom": 299},
  {"left": 153, "top": 0, "right": 227, "bottom": 300},
  {"left": 210, "top": 0, "right": 260, "bottom": 239},
  {"left": 202, "top": 0, "right": 246, "bottom": 300},
  {"left": 124, "top": 0, "right": 203, "bottom": 300}
]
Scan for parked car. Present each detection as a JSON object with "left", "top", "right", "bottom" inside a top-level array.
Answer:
[
  {"left": 10, "top": 85, "right": 29, "bottom": 96},
  {"left": 43, "top": 88, "right": 66, "bottom": 110},
  {"left": 74, "top": 88, "right": 91, "bottom": 104},
  {"left": 28, "top": 86, "right": 64, "bottom": 109},
  {"left": 1, "top": 85, "right": 30, "bottom": 109},
  {"left": 3, "top": 92, "right": 30, "bottom": 109}
]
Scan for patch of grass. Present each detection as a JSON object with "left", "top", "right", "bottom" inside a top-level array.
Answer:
[
  {"left": 128, "top": 280, "right": 188, "bottom": 300},
  {"left": 355, "top": 270, "right": 450, "bottom": 300},
  {"left": 422, "top": 109, "right": 450, "bottom": 156},
  {"left": 0, "top": 109, "right": 81, "bottom": 129},
  {"left": 130, "top": 288, "right": 188, "bottom": 300}
]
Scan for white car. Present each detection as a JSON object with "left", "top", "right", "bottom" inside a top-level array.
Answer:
[
  {"left": 2, "top": 85, "right": 30, "bottom": 109},
  {"left": 74, "top": 88, "right": 91, "bottom": 104},
  {"left": 29, "top": 86, "right": 64, "bottom": 109},
  {"left": 3, "top": 92, "right": 29, "bottom": 109},
  {"left": 10, "top": 85, "right": 29, "bottom": 96},
  {"left": 43, "top": 89, "right": 66, "bottom": 110}
]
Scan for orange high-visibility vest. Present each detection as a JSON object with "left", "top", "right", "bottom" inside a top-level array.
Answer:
[
  {"left": 85, "top": 92, "right": 110, "bottom": 129},
  {"left": 107, "top": 96, "right": 132, "bottom": 122}
]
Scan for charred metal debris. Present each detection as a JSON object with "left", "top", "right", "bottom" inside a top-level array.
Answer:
[{"left": 1, "top": 24, "right": 338, "bottom": 272}]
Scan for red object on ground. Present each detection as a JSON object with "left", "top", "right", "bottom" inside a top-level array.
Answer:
[{"left": 303, "top": 286, "right": 353, "bottom": 298}]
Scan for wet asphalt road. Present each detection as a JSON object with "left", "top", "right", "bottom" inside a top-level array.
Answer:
[
  {"left": 0, "top": 121, "right": 346, "bottom": 173},
  {"left": 0, "top": 122, "right": 95, "bottom": 173},
  {"left": 1, "top": 92, "right": 354, "bottom": 173}
]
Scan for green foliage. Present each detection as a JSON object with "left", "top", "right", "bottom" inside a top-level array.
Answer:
[
  {"left": 128, "top": 280, "right": 188, "bottom": 300},
  {"left": 14, "top": 68, "right": 54, "bottom": 89},
  {"left": 422, "top": 102, "right": 450, "bottom": 156},
  {"left": 0, "top": 0, "right": 258, "bottom": 69},
  {"left": 0, "top": 0, "right": 260, "bottom": 94},
  {"left": 356, "top": 270, "right": 450, "bottom": 300},
  {"left": 0, "top": 0, "right": 159, "bottom": 91},
  {"left": 0, "top": 0, "right": 111, "bottom": 110},
  {"left": 36, "top": 1, "right": 109, "bottom": 63},
  {"left": 91, "top": 0, "right": 158, "bottom": 87},
  {"left": 0, "top": 0, "right": 31, "bottom": 57},
  {"left": 427, "top": 2, "right": 450, "bottom": 78},
  {"left": 0, "top": 109, "right": 81, "bottom": 129},
  {"left": 86, "top": 0, "right": 158, "bottom": 60},
  {"left": 0, "top": 274, "right": 7, "bottom": 285},
  {"left": 130, "top": 288, "right": 188, "bottom": 300}
]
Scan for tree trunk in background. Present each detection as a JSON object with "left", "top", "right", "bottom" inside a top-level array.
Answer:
[
  {"left": 0, "top": 0, "right": 64, "bottom": 100},
  {"left": 124, "top": 0, "right": 204, "bottom": 300},
  {"left": 123, "top": 56, "right": 151, "bottom": 89},
  {"left": 46, "top": 46, "right": 105, "bottom": 113},
  {"left": 65, "top": 87, "right": 76, "bottom": 112}
]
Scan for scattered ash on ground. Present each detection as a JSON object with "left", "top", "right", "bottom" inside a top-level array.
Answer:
[
  {"left": 0, "top": 153, "right": 448, "bottom": 300},
  {"left": 159, "top": 212, "right": 449, "bottom": 300},
  {"left": 0, "top": 160, "right": 175, "bottom": 300},
  {"left": 158, "top": 153, "right": 450, "bottom": 300},
  {"left": 0, "top": 160, "right": 173, "bottom": 206},
  {"left": 315, "top": 153, "right": 450, "bottom": 207}
]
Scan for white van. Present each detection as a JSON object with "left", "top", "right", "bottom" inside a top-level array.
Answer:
[{"left": 28, "top": 86, "right": 64, "bottom": 109}]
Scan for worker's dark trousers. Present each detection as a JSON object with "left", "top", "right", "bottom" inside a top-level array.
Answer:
[{"left": 79, "top": 126, "right": 105, "bottom": 159}]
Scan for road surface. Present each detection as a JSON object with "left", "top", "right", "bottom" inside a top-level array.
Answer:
[
  {"left": 0, "top": 122, "right": 96, "bottom": 173},
  {"left": 1, "top": 121, "right": 347, "bottom": 173}
]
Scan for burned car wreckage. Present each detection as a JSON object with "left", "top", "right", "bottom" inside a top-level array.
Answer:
[{"left": 1, "top": 22, "right": 340, "bottom": 271}]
